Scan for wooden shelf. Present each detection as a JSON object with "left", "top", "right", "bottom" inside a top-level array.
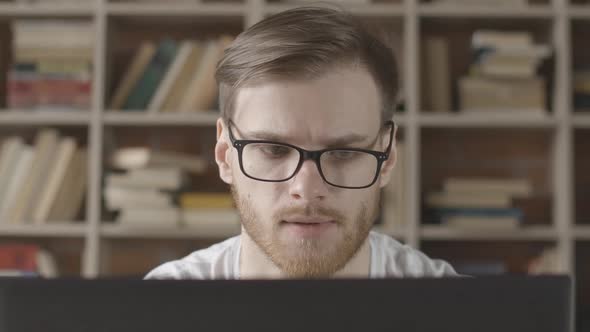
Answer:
[
  {"left": 569, "top": 5, "right": 590, "bottom": 19},
  {"left": 0, "top": 223, "right": 87, "bottom": 238},
  {"left": 418, "top": 4, "right": 554, "bottom": 18},
  {"left": 103, "top": 111, "right": 220, "bottom": 126},
  {"left": 0, "top": 111, "right": 91, "bottom": 126},
  {"left": 573, "top": 113, "right": 590, "bottom": 128},
  {"left": 264, "top": 3, "right": 405, "bottom": 17},
  {"left": 0, "top": 3, "right": 94, "bottom": 17},
  {"left": 420, "top": 225, "right": 558, "bottom": 241},
  {"left": 419, "top": 112, "right": 557, "bottom": 128},
  {"left": 106, "top": 3, "right": 246, "bottom": 17},
  {"left": 101, "top": 223, "right": 239, "bottom": 239},
  {"left": 575, "top": 225, "right": 590, "bottom": 240}
]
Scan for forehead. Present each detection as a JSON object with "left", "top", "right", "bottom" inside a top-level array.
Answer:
[{"left": 232, "top": 67, "right": 381, "bottom": 145}]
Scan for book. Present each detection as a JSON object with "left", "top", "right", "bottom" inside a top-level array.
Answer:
[
  {"left": 179, "top": 192, "right": 234, "bottom": 209},
  {"left": 421, "top": 37, "right": 451, "bottom": 112},
  {"left": 0, "top": 244, "right": 58, "bottom": 278},
  {"left": 7, "top": 129, "right": 60, "bottom": 224},
  {"left": 459, "top": 76, "right": 545, "bottom": 113},
  {"left": 104, "top": 186, "right": 173, "bottom": 211},
  {"left": 106, "top": 167, "right": 185, "bottom": 191},
  {"left": 177, "top": 36, "right": 233, "bottom": 112},
  {"left": 454, "top": 261, "right": 507, "bottom": 276},
  {"left": 0, "top": 146, "right": 34, "bottom": 222},
  {"left": 32, "top": 137, "right": 77, "bottom": 224},
  {"left": 123, "top": 39, "right": 178, "bottom": 111},
  {"left": 109, "top": 41, "right": 157, "bottom": 110},
  {"left": 160, "top": 41, "right": 203, "bottom": 112},
  {"left": 443, "top": 178, "right": 533, "bottom": 197},
  {"left": 527, "top": 247, "right": 562, "bottom": 275},
  {"left": 47, "top": 148, "right": 88, "bottom": 222},
  {"left": 110, "top": 147, "right": 207, "bottom": 174},
  {"left": 0, "top": 137, "right": 26, "bottom": 208},
  {"left": 147, "top": 40, "right": 195, "bottom": 113},
  {"left": 426, "top": 191, "right": 512, "bottom": 209},
  {"left": 442, "top": 215, "right": 520, "bottom": 229}
]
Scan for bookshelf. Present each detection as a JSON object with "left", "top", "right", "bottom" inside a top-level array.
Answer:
[{"left": 0, "top": 0, "right": 587, "bottom": 328}]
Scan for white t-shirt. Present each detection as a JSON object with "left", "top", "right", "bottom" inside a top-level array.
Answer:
[{"left": 145, "top": 231, "right": 457, "bottom": 279}]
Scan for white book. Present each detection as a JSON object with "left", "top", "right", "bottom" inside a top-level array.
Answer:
[
  {"left": 106, "top": 167, "right": 184, "bottom": 190},
  {"left": 443, "top": 177, "right": 533, "bottom": 198},
  {"left": 32, "top": 137, "right": 77, "bottom": 224},
  {"left": 105, "top": 186, "right": 173, "bottom": 210},
  {"left": 426, "top": 192, "right": 512, "bottom": 209},
  {"left": 111, "top": 147, "right": 207, "bottom": 174},
  {"left": 0, "top": 146, "right": 34, "bottom": 222},
  {"left": 0, "top": 137, "right": 25, "bottom": 207},
  {"left": 8, "top": 129, "right": 59, "bottom": 224},
  {"left": 443, "top": 216, "right": 520, "bottom": 230},
  {"left": 147, "top": 40, "right": 196, "bottom": 113},
  {"left": 177, "top": 39, "right": 221, "bottom": 112}
]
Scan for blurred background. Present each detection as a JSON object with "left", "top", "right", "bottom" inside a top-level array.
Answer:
[{"left": 0, "top": 0, "right": 586, "bottom": 329}]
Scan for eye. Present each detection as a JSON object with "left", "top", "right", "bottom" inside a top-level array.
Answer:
[
  {"left": 258, "top": 144, "right": 291, "bottom": 157},
  {"left": 327, "top": 150, "right": 357, "bottom": 160}
]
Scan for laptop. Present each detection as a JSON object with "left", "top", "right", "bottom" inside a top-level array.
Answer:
[{"left": 0, "top": 275, "right": 572, "bottom": 332}]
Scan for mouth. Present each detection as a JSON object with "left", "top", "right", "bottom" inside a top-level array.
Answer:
[{"left": 280, "top": 219, "right": 337, "bottom": 237}]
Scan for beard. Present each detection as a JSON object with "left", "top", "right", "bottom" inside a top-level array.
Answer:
[{"left": 230, "top": 185, "right": 378, "bottom": 279}]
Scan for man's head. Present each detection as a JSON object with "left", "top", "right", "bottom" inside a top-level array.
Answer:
[{"left": 214, "top": 6, "right": 399, "bottom": 278}]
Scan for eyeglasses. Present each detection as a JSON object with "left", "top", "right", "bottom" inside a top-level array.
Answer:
[{"left": 227, "top": 120, "right": 395, "bottom": 189}]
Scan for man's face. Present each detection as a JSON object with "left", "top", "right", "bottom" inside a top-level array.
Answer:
[{"left": 215, "top": 66, "right": 396, "bottom": 278}]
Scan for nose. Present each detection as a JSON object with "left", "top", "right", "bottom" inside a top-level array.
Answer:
[{"left": 288, "top": 159, "right": 329, "bottom": 201}]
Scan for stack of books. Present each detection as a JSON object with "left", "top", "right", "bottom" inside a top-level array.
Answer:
[
  {"left": 458, "top": 30, "right": 551, "bottom": 116},
  {"left": 105, "top": 167, "right": 185, "bottom": 227},
  {"left": 0, "top": 244, "right": 58, "bottom": 278},
  {"left": 179, "top": 192, "right": 240, "bottom": 237},
  {"left": 0, "top": 130, "right": 87, "bottom": 224},
  {"left": 106, "top": 147, "right": 208, "bottom": 227},
  {"left": 424, "top": 177, "right": 533, "bottom": 230},
  {"left": 109, "top": 36, "right": 234, "bottom": 113},
  {"left": 7, "top": 20, "right": 93, "bottom": 111}
]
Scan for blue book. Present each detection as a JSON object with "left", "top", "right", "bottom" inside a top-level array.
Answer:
[{"left": 123, "top": 39, "right": 178, "bottom": 111}]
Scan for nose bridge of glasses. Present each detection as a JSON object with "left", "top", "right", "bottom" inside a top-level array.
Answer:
[{"left": 295, "top": 149, "right": 324, "bottom": 177}]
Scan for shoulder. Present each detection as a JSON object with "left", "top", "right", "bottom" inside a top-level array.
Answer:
[
  {"left": 369, "top": 231, "right": 458, "bottom": 278},
  {"left": 144, "top": 236, "right": 240, "bottom": 280}
]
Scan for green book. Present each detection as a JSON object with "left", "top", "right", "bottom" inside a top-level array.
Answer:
[{"left": 123, "top": 39, "right": 178, "bottom": 111}]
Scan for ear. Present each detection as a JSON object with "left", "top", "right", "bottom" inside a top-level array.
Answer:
[
  {"left": 378, "top": 124, "right": 397, "bottom": 188},
  {"left": 215, "top": 118, "right": 234, "bottom": 185}
]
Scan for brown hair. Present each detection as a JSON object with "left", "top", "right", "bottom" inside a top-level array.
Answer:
[{"left": 215, "top": 6, "right": 399, "bottom": 124}]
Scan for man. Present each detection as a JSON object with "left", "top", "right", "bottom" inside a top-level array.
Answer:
[{"left": 146, "top": 6, "right": 457, "bottom": 279}]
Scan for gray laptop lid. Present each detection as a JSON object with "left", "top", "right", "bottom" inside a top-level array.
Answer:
[{"left": 0, "top": 275, "right": 572, "bottom": 332}]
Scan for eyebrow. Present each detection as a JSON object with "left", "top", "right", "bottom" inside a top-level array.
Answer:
[{"left": 243, "top": 130, "right": 371, "bottom": 148}]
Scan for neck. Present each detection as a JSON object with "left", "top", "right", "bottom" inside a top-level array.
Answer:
[{"left": 239, "top": 229, "right": 371, "bottom": 279}]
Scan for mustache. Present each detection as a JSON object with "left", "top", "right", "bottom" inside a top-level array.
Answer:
[{"left": 273, "top": 205, "right": 345, "bottom": 223}]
